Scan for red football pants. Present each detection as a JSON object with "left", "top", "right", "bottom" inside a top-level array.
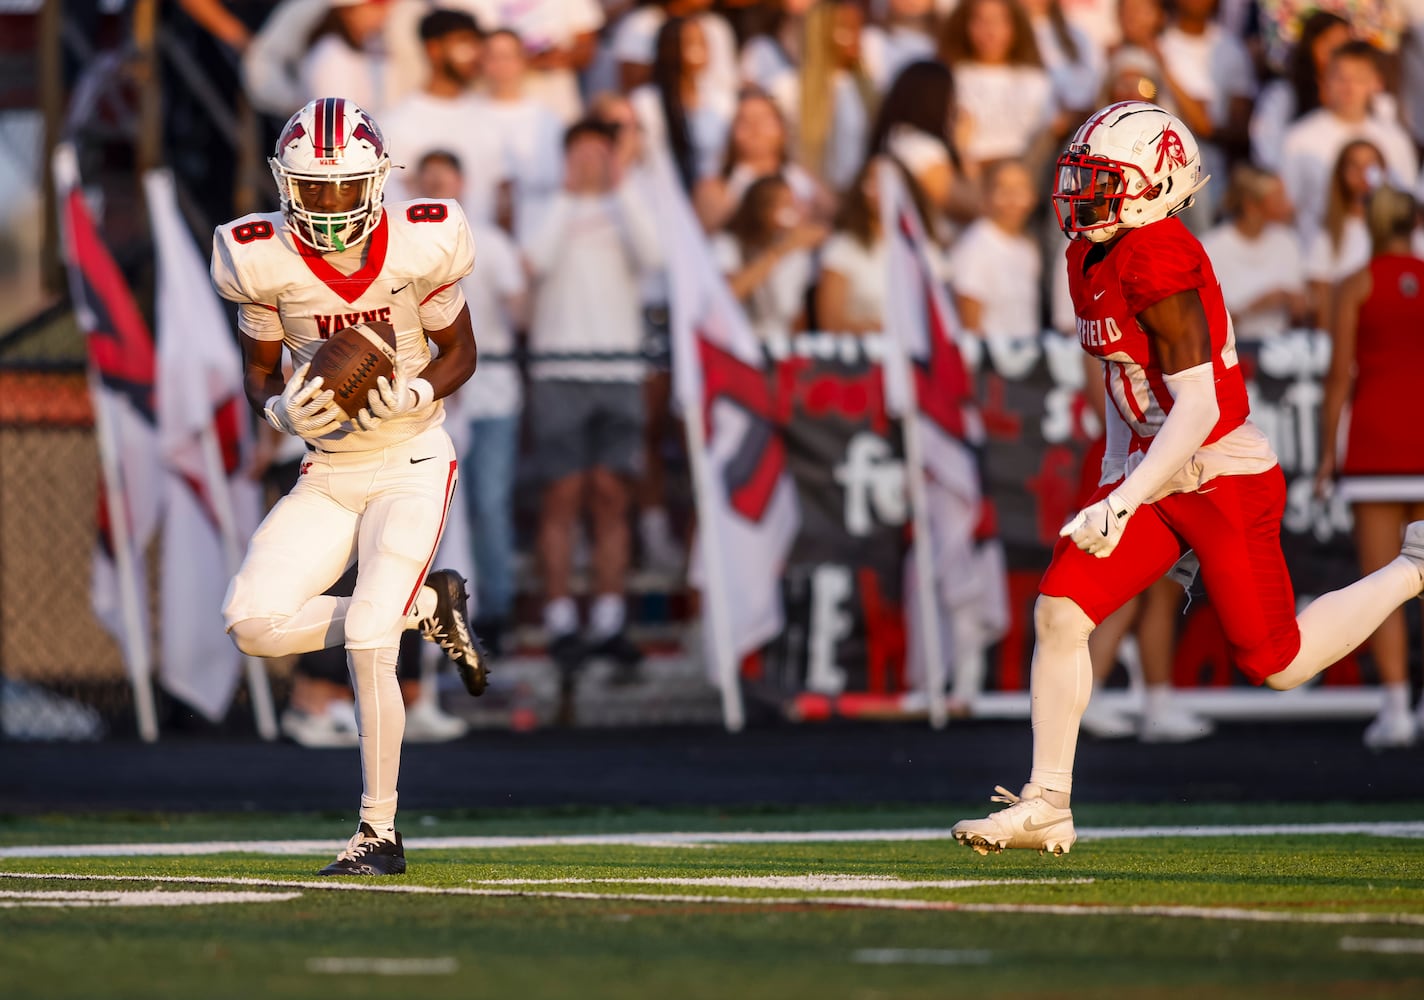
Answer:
[{"left": 1039, "top": 466, "right": 1302, "bottom": 683}]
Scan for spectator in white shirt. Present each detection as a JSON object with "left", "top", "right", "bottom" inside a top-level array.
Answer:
[
  {"left": 521, "top": 119, "right": 662, "bottom": 679},
  {"left": 1154, "top": 0, "right": 1255, "bottom": 222},
  {"left": 696, "top": 88, "right": 835, "bottom": 229},
  {"left": 799, "top": 0, "right": 878, "bottom": 192},
  {"left": 946, "top": 158, "right": 1042, "bottom": 343},
  {"left": 614, "top": 0, "right": 739, "bottom": 106},
  {"left": 713, "top": 174, "right": 828, "bottom": 345},
  {"left": 866, "top": 60, "right": 980, "bottom": 227},
  {"left": 861, "top": 0, "right": 940, "bottom": 92},
  {"left": 453, "top": 0, "right": 606, "bottom": 122},
  {"left": 1305, "top": 138, "right": 1384, "bottom": 324},
  {"left": 817, "top": 160, "right": 894, "bottom": 334},
  {"left": 300, "top": 0, "right": 397, "bottom": 115},
  {"left": 480, "top": 28, "right": 566, "bottom": 228},
  {"left": 1249, "top": 9, "right": 1353, "bottom": 172},
  {"left": 738, "top": 0, "right": 818, "bottom": 117},
  {"left": 382, "top": 9, "right": 504, "bottom": 225},
  {"left": 412, "top": 150, "right": 529, "bottom": 655},
  {"left": 1021, "top": 0, "right": 1105, "bottom": 129},
  {"left": 938, "top": 0, "right": 1058, "bottom": 174},
  {"left": 631, "top": 16, "right": 735, "bottom": 192},
  {"left": 1280, "top": 41, "right": 1419, "bottom": 243},
  {"left": 1201, "top": 164, "right": 1309, "bottom": 341}
]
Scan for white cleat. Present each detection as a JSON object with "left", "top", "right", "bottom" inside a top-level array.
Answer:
[
  {"left": 951, "top": 784, "right": 1077, "bottom": 856},
  {"left": 1363, "top": 708, "right": 1418, "bottom": 751},
  {"left": 1139, "top": 704, "right": 1215, "bottom": 743}
]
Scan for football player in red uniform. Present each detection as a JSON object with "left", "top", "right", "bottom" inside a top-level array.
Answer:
[{"left": 951, "top": 102, "right": 1424, "bottom": 855}]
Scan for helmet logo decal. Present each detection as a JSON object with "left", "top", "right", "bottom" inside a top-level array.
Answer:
[
  {"left": 352, "top": 117, "right": 385, "bottom": 158},
  {"left": 1154, "top": 128, "right": 1187, "bottom": 172},
  {"left": 278, "top": 119, "right": 306, "bottom": 151}
]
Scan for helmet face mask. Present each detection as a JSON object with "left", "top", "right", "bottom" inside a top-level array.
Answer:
[
  {"left": 270, "top": 98, "right": 391, "bottom": 253},
  {"left": 1052, "top": 101, "right": 1208, "bottom": 243}
]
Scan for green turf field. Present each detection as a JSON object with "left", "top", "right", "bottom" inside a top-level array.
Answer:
[{"left": 3, "top": 805, "right": 1423, "bottom": 999}]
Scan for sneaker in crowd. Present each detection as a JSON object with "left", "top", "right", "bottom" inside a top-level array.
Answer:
[
  {"left": 281, "top": 700, "right": 360, "bottom": 748},
  {"left": 1363, "top": 707, "right": 1418, "bottom": 750},
  {"left": 590, "top": 629, "right": 644, "bottom": 684},
  {"left": 548, "top": 631, "right": 588, "bottom": 676},
  {"left": 1077, "top": 697, "right": 1137, "bottom": 740},
  {"left": 402, "top": 699, "right": 469, "bottom": 743},
  {"left": 951, "top": 784, "right": 1077, "bottom": 855},
  {"left": 418, "top": 569, "right": 491, "bottom": 696},
  {"left": 1138, "top": 703, "right": 1215, "bottom": 743},
  {"left": 318, "top": 822, "right": 406, "bottom": 876}
]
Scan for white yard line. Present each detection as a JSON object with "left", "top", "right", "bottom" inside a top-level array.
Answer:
[
  {"left": 472, "top": 875, "right": 1096, "bottom": 891},
  {"left": 306, "top": 958, "right": 458, "bottom": 975},
  {"left": 2, "top": 821, "right": 1422, "bottom": 859},
  {"left": 0, "top": 888, "right": 301, "bottom": 908},
  {"left": 853, "top": 948, "right": 994, "bottom": 965},
  {"left": 1339, "top": 937, "right": 1424, "bottom": 955},
  {"left": 1, "top": 871, "right": 1422, "bottom": 926}
]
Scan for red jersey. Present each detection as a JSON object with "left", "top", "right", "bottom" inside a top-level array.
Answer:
[
  {"left": 1342, "top": 254, "right": 1424, "bottom": 478},
  {"left": 1065, "top": 218, "right": 1250, "bottom": 451}
]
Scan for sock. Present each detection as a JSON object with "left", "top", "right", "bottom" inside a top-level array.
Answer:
[
  {"left": 1382, "top": 682, "right": 1410, "bottom": 717},
  {"left": 588, "top": 593, "right": 626, "bottom": 642},
  {"left": 949, "top": 606, "right": 986, "bottom": 704},
  {"left": 1268, "top": 558, "right": 1421, "bottom": 690},
  {"left": 1027, "top": 596, "right": 1096, "bottom": 801},
  {"left": 405, "top": 586, "right": 436, "bottom": 629},
  {"left": 348, "top": 646, "right": 403, "bottom": 841},
  {"left": 1143, "top": 683, "right": 1172, "bottom": 718},
  {"left": 640, "top": 507, "right": 671, "bottom": 545},
  {"left": 544, "top": 596, "right": 578, "bottom": 638}
]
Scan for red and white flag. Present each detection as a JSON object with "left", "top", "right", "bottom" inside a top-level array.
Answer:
[
  {"left": 145, "top": 169, "right": 262, "bottom": 721},
  {"left": 876, "top": 160, "right": 1008, "bottom": 708},
  {"left": 54, "top": 142, "right": 163, "bottom": 738},
  {"left": 649, "top": 152, "right": 799, "bottom": 728}
]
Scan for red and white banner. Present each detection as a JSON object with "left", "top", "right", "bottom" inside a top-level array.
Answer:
[
  {"left": 651, "top": 151, "right": 800, "bottom": 729},
  {"left": 146, "top": 170, "right": 262, "bottom": 721}
]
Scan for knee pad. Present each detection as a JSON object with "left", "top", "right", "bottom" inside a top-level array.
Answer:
[{"left": 344, "top": 599, "right": 404, "bottom": 651}]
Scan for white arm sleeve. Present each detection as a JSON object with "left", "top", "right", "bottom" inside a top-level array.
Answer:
[
  {"left": 1099, "top": 387, "right": 1130, "bottom": 487},
  {"left": 1111, "top": 361, "right": 1219, "bottom": 512}
]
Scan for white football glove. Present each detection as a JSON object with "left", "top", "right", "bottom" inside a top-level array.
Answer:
[
  {"left": 1059, "top": 491, "right": 1135, "bottom": 559},
  {"left": 264, "top": 363, "right": 346, "bottom": 441},
  {"left": 354, "top": 369, "right": 434, "bottom": 433}
]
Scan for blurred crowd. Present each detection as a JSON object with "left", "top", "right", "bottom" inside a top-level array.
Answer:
[{"left": 169, "top": 0, "right": 1424, "bottom": 745}]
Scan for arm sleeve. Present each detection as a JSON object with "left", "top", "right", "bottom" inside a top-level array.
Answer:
[
  {"left": 1099, "top": 371, "right": 1130, "bottom": 487},
  {"left": 1112, "top": 361, "right": 1219, "bottom": 511},
  {"left": 237, "top": 302, "right": 285, "bottom": 342}
]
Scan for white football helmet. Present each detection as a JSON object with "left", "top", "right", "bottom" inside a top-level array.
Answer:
[
  {"left": 270, "top": 97, "right": 391, "bottom": 252},
  {"left": 1052, "top": 101, "right": 1209, "bottom": 243}
]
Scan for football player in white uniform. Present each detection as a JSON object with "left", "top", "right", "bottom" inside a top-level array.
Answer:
[{"left": 212, "top": 97, "right": 489, "bottom": 876}]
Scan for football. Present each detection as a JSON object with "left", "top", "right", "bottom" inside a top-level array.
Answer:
[{"left": 308, "top": 321, "right": 399, "bottom": 419}]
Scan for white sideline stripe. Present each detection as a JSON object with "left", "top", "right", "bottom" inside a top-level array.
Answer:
[
  {"left": 0, "top": 888, "right": 301, "bottom": 908},
  {"left": 1339, "top": 936, "right": 1424, "bottom": 955},
  {"left": 2, "top": 872, "right": 1422, "bottom": 926},
  {"left": 307, "top": 957, "right": 458, "bottom": 975},
  {"left": 3, "top": 821, "right": 1423, "bottom": 858},
  {"left": 853, "top": 948, "right": 993, "bottom": 966},
  {"left": 472, "top": 875, "right": 1096, "bottom": 891}
]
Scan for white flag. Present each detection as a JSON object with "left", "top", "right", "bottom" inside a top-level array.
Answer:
[
  {"left": 649, "top": 153, "right": 800, "bottom": 685},
  {"left": 146, "top": 170, "right": 262, "bottom": 720}
]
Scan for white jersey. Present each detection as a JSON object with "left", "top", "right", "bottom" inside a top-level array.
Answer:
[{"left": 211, "top": 199, "right": 475, "bottom": 453}]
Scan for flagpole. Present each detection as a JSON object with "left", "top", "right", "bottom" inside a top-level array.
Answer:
[
  {"left": 682, "top": 408, "right": 746, "bottom": 733},
  {"left": 89, "top": 371, "right": 161, "bottom": 743},
  {"left": 198, "top": 423, "right": 277, "bottom": 741}
]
